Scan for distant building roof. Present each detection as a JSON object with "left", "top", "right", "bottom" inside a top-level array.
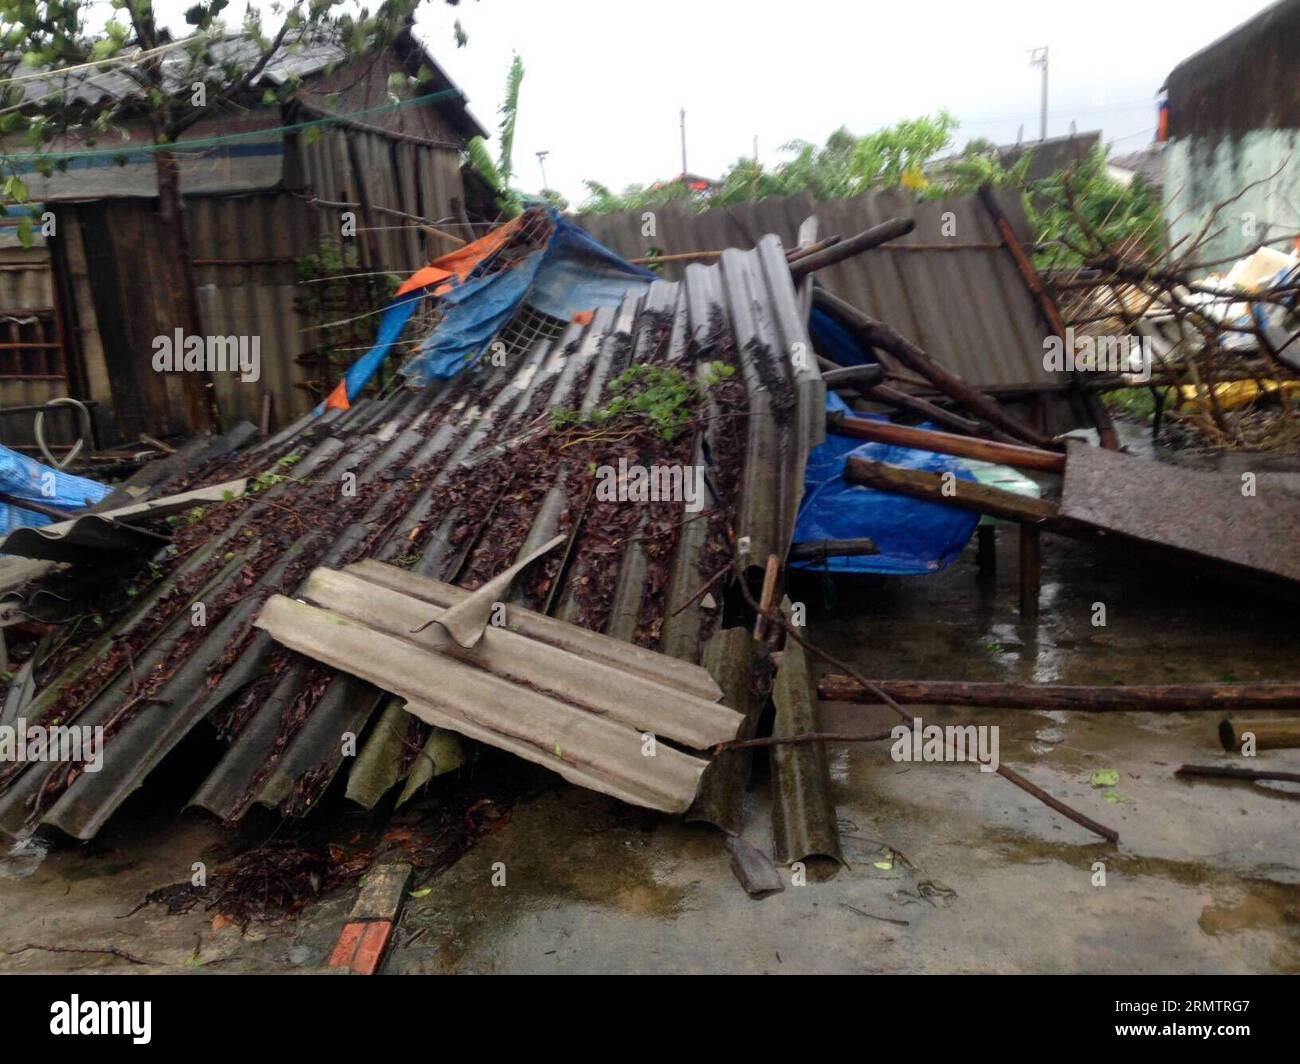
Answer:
[
  {"left": 997, "top": 131, "right": 1101, "bottom": 184},
  {"left": 1, "top": 24, "right": 486, "bottom": 140},
  {"left": 1162, "top": 0, "right": 1300, "bottom": 140},
  {"left": 1108, "top": 145, "right": 1164, "bottom": 191}
]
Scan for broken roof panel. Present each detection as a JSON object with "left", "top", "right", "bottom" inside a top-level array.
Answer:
[{"left": 0, "top": 216, "right": 822, "bottom": 841}]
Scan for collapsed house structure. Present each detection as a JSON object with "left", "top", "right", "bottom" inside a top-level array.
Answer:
[{"left": 1, "top": 186, "right": 1296, "bottom": 894}]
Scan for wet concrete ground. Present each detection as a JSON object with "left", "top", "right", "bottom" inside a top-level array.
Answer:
[{"left": 2, "top": 436, "right": 1298, "bottom": 973}]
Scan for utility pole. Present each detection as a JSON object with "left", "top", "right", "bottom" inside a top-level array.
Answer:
[
  {"left": 536, "top": 150, "right": 550, "bottom": 192},
  {"left": 680, "top": 107, "right": 687, "bottom": 174},
  {"left": 1029, "top": 46, "right": 1048, "bottom": 141}
]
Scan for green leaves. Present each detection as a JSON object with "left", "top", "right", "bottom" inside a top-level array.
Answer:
[
  {"left": 2, "top": 174, "right": 28, "bottom": 202},
  {"left": 553, "top": 365, "right": 707, "bottom": 445}
]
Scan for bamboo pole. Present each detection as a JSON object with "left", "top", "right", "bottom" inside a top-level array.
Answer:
[
  {"left": 1218, "top": 717, "right": 1300, "bottom": 751},
  {"left": 814, "top": 288, "right": 1063, "bottom": 451}
]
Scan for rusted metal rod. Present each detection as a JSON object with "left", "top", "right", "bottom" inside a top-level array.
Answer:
[
  {"left": 789, "top": 218, "right": 916, "bottom": 279},
  {"left": 819, "top": 675, "right": 1300, "bottom": 711},
  {"left": 996, "top": 762, "right": 1118, "bottom": 843},
  {"left": 1176, "top": 764, "right": 1300, "bottom": 786},
  {"left": 830, "top": 414, "right": 1067, "bottom": 473}
]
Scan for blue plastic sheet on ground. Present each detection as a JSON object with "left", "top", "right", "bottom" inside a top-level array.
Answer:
[
  {"left": 792, "top": 394, "right": 979, "bottom": 575},
  {"left": 0, "top": 444, "right": 111, "bottom": 537}
]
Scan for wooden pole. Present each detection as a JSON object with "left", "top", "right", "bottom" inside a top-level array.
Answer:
[
  {"left": 1218, "top": 717, "right": 1300, "bottom": 751},
  {"left": 976, "top": 525, "right": 997, "bottom": 581},
  {"left": 817, "top": 675, "right": 1300, "bottom": 711},
  {"left": 789, "top": 538, "right": 878, "bottom": 563},
  {"left": 753, "top": 553, "right": 780, "bottom": 641},
  {"left": 1019, "top": 524, "right": 1041, "bottom": 620},
  {"left": 1176, "top": 764, "right": 1300, "bottom": 786},
  {"left": 862, "top": 384, "right": 990, "bottom": 437},
  {"left": 789, "top": 218, "right": 915, "bottom": 279},
  {"left": 846, "top": 456, "right": 1060, "bottom": 525},
  {"left": 977, "top": 185, "right": 1120, "bottom": 450},
  {"left": 814, "top": 288, "right": 1063, "bottom": 451},
  {"left": 830, "top": 413, "right": 1066, "bottom": 473}
]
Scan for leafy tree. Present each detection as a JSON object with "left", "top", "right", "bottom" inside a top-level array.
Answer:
[
  {"left": 465, "top": 50, "right": 523, "bottom": 217},
  {"left": 575, "top": 111, "right": 1164, "bottom": 268},
  {"left": 580, "top": 112, "right": 959, "bottom": 214},
  {"left": 1028, "top": 145, "right": 1163, "bottom": 266}
]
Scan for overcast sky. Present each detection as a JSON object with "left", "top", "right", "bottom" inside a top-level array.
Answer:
[{"left": 150, "top": 0, "right": 1272, "bottom": 206}]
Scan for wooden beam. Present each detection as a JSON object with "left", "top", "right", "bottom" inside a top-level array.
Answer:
[
  {"left": 814, "top": 287, "right": 1063, "bottom": 451},
  {"left": 845, "top": 456, "right": 1060, "bottom": 525},
  {"left": 862, "top": 384, "right": 989, "bottom": 437},
  {"left": 817, "top": 676, "right": 1300, "bottom": 711},
  {"left": 830, "top": 414, "right": 1066, "bottom": 473},
  {"left": 789, "top": 218, "right": 915, "bottom": 279},
  {"left": 1018, "top": 524, "right": 1041, "bottom": 620}
]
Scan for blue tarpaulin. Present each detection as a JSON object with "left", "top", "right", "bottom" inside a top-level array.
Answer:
[
  {"left": 315, "top": 291, "right": 422, "bottom": 413},
  {"left": 792, "top": 394, "right": 980, "bottom": 575},
  {"left": 403, "top": 210, "right": 653, "bottom": 386},
  {"left": 0, "top": 444, "right": 111, "bottom": 537}
]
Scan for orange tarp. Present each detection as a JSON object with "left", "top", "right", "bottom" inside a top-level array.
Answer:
[{"left": 396, "top": 216, "right": 526, "bottom": 297}]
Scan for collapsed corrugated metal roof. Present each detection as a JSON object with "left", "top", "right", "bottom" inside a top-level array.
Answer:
[{"left": 0, "top": 219, "right": 826, "bottom": 846}]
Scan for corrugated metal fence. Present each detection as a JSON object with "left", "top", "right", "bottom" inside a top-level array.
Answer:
[{"left": 577, "top": 189, "right": 1060, "bottom": 394}]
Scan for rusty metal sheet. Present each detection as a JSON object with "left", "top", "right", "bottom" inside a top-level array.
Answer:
[{"left": 1060, "top": 441, "right": 1300, "bottom": 584}]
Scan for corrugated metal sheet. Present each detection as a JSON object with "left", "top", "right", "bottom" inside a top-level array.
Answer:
[
  {"left": 255, "top": 567, "right": 742, "bottom": 813},
  {"left": 188, "top": 192, "right": 318, "bottom": 426},
  {"left": 576, "top": 189, "right": 1060, "bottom": 392},
  {"left": 297, "top": 128, "right": 467, "bottom": 268},
  {"left": 0, "top": 230, "right": 823, "bottom": 842},
  {"left": 5, "top": 35, "right": 347, "bottom": 109}
]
